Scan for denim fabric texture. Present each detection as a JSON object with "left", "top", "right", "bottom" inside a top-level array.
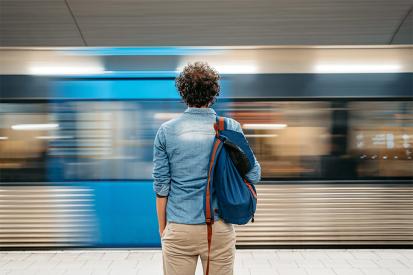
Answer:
[{"left": 152, "top": 107, "right": 261, "bottom": 224}]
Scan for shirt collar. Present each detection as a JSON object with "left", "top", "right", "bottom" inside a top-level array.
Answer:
[{"left": 184, "top": 107, "right": 216, "bottom": 115}]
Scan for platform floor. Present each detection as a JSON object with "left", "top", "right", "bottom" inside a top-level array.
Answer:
[{"left": 1, "top": 249, "right": 413, "bottom": 275}]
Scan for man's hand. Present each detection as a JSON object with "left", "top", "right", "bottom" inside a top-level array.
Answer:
[
  {"left": 156, "top": 196, "right": 168, "bottom": 239},
  {"left": 159, "top": 227, "right": 166, "bottom": 238}
]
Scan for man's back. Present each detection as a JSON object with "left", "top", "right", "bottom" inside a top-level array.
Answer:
[{"left": 152, "top": 107, "right": 261, "bottom": 224}]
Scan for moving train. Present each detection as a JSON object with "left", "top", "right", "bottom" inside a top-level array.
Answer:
[{"left": 0, "top": 46, "right": 412, "bottom": 248}]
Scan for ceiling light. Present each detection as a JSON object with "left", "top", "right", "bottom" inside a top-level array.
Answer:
[
  {"left": 314, "top": 63, "right": 402, "bottom": 73},
  {"left": 28, "top": 65, "right": 104, "bottom": 75}
]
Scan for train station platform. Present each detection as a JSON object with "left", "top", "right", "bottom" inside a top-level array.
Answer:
[{"left": 1, "top": 249, "right": 413, "bottom": 275}]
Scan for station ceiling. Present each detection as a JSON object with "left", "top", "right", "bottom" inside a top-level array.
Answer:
[{"left": 1, "top": 0, "right": 412, "bottom": 46}]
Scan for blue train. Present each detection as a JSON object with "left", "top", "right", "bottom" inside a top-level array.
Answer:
[{"left": 0, "top": 46, "right": 412, "bottom": 248}]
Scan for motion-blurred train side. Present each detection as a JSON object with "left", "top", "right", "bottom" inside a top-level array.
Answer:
[{"left": 0, "top": 46, "right": 412, "bottom": 248}]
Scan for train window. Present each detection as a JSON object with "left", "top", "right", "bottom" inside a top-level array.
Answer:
[
  {"left": 219, "top": 101, "right": 332, "bottom": 180},
  {"left": 47, "top": 101, "right": 185, "bottom": 181},
  {"left": 0, "top": 103, "right": 55, "bottom": 182},
  {"left": 348, "top": 101, "right": 413, "bottom": 178}
]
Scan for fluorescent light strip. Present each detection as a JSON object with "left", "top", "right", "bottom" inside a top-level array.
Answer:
[
  {"left": 28, "top": 65, "right": 104, "bottom": 75},
  {"left": 0, "top": 137, "right": 8, "bottom": 140},
  {"left": 11, "top": 124, "right": 59, "bottom": 130},
  {"left": 242, "top": 123, "right": 287, "bottom": 130},
  {"left": 314, "top": 63, "right": 402, "bottom": 73}
]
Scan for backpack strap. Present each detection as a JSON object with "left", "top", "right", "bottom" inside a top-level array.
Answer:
[
  {"left": 214, "top": 116, "right": 226, "bottom": 136},
  {"left": 205, "top": 118, "right": 224, "bottom": 275},
  {"left": 206, "top": 222, "right": 213, "bottom": 275}
]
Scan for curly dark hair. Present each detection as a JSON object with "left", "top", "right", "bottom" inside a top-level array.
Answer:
[{"left": 175, "top": 62, "right": 220, "bottom": 107}]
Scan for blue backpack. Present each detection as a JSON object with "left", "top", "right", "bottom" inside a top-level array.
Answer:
[{"left": 203, "top": 115, "right": 258, "bottom": 275}]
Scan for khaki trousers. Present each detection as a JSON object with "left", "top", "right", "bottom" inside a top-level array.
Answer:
[{"left": 161, "top": 219, "right": 236, "bottom": 275}]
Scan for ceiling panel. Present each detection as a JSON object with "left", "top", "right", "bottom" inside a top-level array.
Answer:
[
  {"left": 0, "top": 0, "right": 84, "bottom": 46},
  {"left": 391, "top": 8, "right": 413, "bottom": 44},
  {"left": 68, "top": 0, "right": 413, "bottom": 45},
  {"left": 1, "top": 0, "right": 412, "bottom": 46}
]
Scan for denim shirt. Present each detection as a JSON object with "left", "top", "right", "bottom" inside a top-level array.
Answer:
[{"left": 152, "top": 107, "right": 261, "bottom": 224}]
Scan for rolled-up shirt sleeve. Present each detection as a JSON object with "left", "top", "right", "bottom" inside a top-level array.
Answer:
[
  {"left": 234, "top": 121, "right": 262, "bottom": 184},
  {"left": 152, "top": 125, "right": 171, "bottom": 197}
]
